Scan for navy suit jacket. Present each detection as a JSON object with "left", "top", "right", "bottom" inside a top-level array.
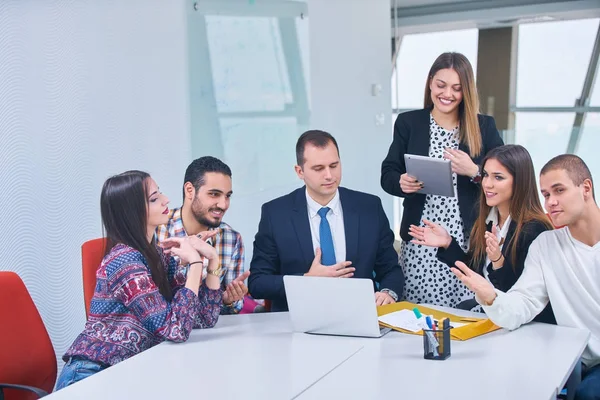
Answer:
[{"left": 248, "top": 186, "right": 405, "bottom": 312}]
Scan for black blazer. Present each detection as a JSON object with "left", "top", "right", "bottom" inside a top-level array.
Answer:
[
  {"left": 381, "top": 108, "right": 504, "bottom": 242},
  {"left": 437, "top": 219, "right": 556, "bottom": 324},
  {"left": 248, "top": 187, "right": 405, "bottom": 312}
]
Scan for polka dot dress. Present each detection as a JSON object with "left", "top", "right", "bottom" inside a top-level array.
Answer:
[{"left": 400, "top": 114, "right": 474, "bottom": 307}]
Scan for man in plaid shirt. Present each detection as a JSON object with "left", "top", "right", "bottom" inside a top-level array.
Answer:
[{"left": 156, "top": 156, "right": 249, "bottom": 314}]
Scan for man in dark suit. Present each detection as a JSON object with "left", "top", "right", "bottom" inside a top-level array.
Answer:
[{"left": 248, "top": 130, "right": 405, "bottom": 312}]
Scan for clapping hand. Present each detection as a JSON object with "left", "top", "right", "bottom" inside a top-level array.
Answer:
[
  {"left": 160, "top": 230, "right": 218, "bottom": 262},
  {"left": 223, "top": 270, "right": 251, "bottom": 306},
  {"left": 160, "top": 236, "right": 203, "bottom": 264},
  {"left": 485, "top": 225, "right": 503, "bottom": 265},
  {"left": 451, "top": 261, "right": 497, "bottom": 305},
  {"left": 409, "top": 219, "right": 452, "bottom": 249}
]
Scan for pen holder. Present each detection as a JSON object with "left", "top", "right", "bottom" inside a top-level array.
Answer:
[{"left": 422, "top": 327, "right": 451, "bottom": 360}]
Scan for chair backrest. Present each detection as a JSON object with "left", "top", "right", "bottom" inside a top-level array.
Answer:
[
  {"left": 0, "top": 272, "right": 56, "bottom": 399},
  {"left": 81, "top": 238, "right": 107, "bottom": 317}
]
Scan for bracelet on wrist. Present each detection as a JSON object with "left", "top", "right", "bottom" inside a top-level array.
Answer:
[
  {"left": 470, "top": 169, "right": 482, "bottom": 184},
  {"left": 491, "top": 254, "right": 503, "bottom": 263},
  {"left": 188, "top": 261, "right": 203, "bottom": 267},
  {"left": 207, "top": 266, "right": 224, "bottom": 277}
]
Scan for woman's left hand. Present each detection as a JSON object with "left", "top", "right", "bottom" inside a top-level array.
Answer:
[
  {"left": 187, "top": 234, "right": 218, "bottom": 261},
  {"left": 444, "top": 148, "right": 479, "bottom": 177},
  {"left": 485, "top": 225, "right": 502, "bottom": 264},
  {"left": 196, "top": 231, "right": 216, "bottom": 242}
]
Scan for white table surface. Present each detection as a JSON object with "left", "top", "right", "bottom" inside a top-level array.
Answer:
[
  {"left": 297, "top": 308, "right": 590, "bottom": 400},
  {"left": 46, "top": 312, "right": 365, "bottom": 400},
  {"left": 46, "top": 307, "right": 590, "bottom": 400}
]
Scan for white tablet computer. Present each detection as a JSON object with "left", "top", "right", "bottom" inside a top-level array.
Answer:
[{"left": 404, "top": 154, "right": 455, "bottom": 197}]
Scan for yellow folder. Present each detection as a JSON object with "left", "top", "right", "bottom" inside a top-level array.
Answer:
[{"left": 377, "top": 301, "right": 500, "bottom": 341}]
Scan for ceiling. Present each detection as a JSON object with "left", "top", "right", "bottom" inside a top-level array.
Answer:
[
  {"left": 391, "top": 0, "right": 600, "bottom": 35},
  {"left": 393, "top": 0, "right": 473, "bottom": 7}
]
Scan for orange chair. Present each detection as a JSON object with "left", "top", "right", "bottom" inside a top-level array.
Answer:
[
  {"left": 0, "top": 271, "right": 57, "bottom": 399},
  {"left": 81, "top": 238, "right": 107, "bottom": 317}
]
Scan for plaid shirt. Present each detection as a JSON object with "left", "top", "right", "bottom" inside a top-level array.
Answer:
[{"left": 156, "top": 207, "right": 245, "bottom": 314}]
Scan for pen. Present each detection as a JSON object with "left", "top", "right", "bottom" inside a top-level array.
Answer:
[
  {"left": 425, "top": 316, "right": 433, "bottom": 329},
  {"left": 438, "top": 318, "right": 447, "bottom": 354},
  {"left": 414, "top": 308, "right": 439, "bottom": 357}
]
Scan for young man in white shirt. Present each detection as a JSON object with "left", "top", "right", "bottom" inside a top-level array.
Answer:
[{"left": 451, "top": 154, "right": 599, "bottom": 400}]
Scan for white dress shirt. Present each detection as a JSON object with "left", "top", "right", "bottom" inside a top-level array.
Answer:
[
  {"left": 306, "top": 190, "right": 346, "bottom": 263},
  {"left": 483, "top": 207, "right": 512, "bottom": 282},
  {"left": 304, "top": 189, "right": 398, "bottom": 301}
]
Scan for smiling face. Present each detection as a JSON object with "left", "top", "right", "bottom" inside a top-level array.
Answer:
[
  {"left": 540, "top": 169, "right": 591, "bottom": 227},
  {"left": 482, "top": 158, "right": 514, "bottom": 209},
  {"left": 188, "top": 172, "right": 232, "bottom": 229},
  {"left": 429, "top": 68, "right": 463, "bottom": 115}
]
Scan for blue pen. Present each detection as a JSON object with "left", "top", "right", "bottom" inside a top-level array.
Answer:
[
  {"left": 425, "top": 316, "right": 433, "bottom": 330},
  {"left": 424, "top": 315, "right": 439, "bottom": 356},
  {"left": 413, "top": 309, "right": 439, "bottom": 356}
]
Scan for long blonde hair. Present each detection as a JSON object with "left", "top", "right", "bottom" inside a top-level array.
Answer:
[{"left": 424, "top": 52, "right": 482, "bottom": 157}]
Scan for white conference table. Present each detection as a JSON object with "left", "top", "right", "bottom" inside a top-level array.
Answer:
[
  {"left": 47, "top": 312, "right": 367, "bottom": 400},
  {"left": 47, "top": 308, "right": 589, "bottom": 400},
  {"left": 299, "top": 316, "right": 590, "bottom": 400}
]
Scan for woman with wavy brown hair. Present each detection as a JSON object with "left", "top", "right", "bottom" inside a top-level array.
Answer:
[
  {"left": 408, "top": 145, "right": 556, "bottom": 323},
  {"left": 56, "top": 171, "right": 223, "bottom": 389}
]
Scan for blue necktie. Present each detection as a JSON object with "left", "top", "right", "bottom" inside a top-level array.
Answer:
[{"left": 317, "top": 207, "right": 336, "bottom": 265}]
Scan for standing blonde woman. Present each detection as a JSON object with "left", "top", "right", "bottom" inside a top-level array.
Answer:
[{"left": 381, "top": 52, "right": 503, "bottom": 307}]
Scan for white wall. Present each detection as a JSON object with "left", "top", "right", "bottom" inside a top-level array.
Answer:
[
  {"left": 0, "top": 0, "right": 393, "bottom": 373},
  {"left": 0, "top": 0, "right": 191, "bottom": 369},
  {"left": 308, "top": 0, "right": 394, "bottom": 218},
  {"left": 186, "top": 3, "right": 310, "bottom": 269},
  {"left": 186, "top": 0, "right": 394, "bottom": 266}
]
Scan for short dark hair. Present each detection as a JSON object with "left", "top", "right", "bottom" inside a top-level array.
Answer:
[
  {"left": 295, "top": 130, "right": 339, "bottom": 167},
  {"left": 183, "top": 156, "right": 232, "bottom": 200},
  {"left": 541, "top": 154, "right": 593, "bottom": 186}
]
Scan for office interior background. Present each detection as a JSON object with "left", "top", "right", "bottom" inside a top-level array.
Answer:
[{"left": 1, "top": 0, "right": 599, "bottom": 370}]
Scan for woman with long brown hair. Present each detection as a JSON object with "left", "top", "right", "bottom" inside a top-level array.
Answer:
[
  {"left": 56, "top": 170, "right": 223, "bottom": 389},
  {"left": 381, "top": 52, "right": 503, "bottom": 307},
  {"left": 408, "top": 145, "right": 556, "bottom": 323}
]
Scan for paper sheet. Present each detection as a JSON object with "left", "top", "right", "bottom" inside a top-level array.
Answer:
[
  {"left": 378, "top": 309, "right": 422, "bottom": 332},
  {"left": 378, "top": 310, "right": 468, "bottom": 331}
]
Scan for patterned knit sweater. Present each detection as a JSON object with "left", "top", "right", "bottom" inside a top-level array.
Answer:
[{"left": 64, "top": 243, "right": 222, "bottom": 366}]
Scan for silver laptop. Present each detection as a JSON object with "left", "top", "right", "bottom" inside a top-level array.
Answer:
[{"left": 283, "top": 276, "right": 392, "bottom": 338}]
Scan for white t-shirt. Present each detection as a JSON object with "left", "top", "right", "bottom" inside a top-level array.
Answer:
[{"left": 480, "top": 227, "right": 600, "bottom": 368}]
